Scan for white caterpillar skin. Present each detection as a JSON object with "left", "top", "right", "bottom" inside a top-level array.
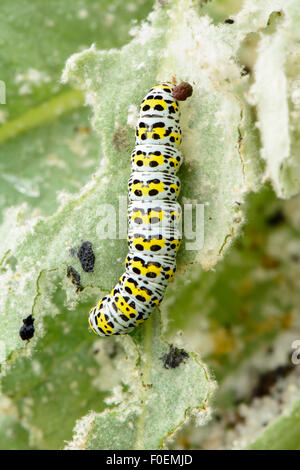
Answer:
[{"left": 89, "top": 82, "right": 185, "bottom": 336}]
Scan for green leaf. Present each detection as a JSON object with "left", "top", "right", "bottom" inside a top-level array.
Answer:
[
  {"left": 247, "top": 0, "right": 300, "bottom": 198},
  {"left": 0, "top": 0, "right": 155, "bottom": 218},
  {"left": 0, "top": 413, "right": 31, "bottom": 450},
  {"left": 1, "top": 275, "right": 107, "bottom": 449},
  {"left": 161, "top": 188, "right": 300, "bottom": 380},
  {"left": 0, "top": 0, "right": 154, "bottom": 120},
  {"left": 248, "top": 400, "right": 300, "bottom": 450},
  {"left": 160, "top": 187, "right": 300, "bottom": 449},
  {"left": 66, "top": 313, "right": 215, "bottom": 450}
]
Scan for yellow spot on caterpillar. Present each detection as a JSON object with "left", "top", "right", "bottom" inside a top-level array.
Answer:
[
  {"left": 121, "top": 277, "right": 151, "bottom": 303},
  {"left": 169, "top": 157, "right": 180, "bottom": 169},
  {"left": 97, "top": 312, "right": 114, "bottom": 334},
  {"left": 131, "top": 209, "right": 164, "bottom": 224},
  {"left": 165, "top": 269, "right": 175, "bottom": 281},
  {"left": 131, "top": 181, "right": 164, "bottom": 196},
  {"left": 114, "top": 295, "right": 137, "bottom": 319},
  {"left": 133, "top": 237, "right": 166, "bottom": 251},
  {"left": 169, "top": 102, "right": 179, "bottom": 113},
  {"left": 170, "top": 183, "right": 180, "bottom": 195},
  {"left": 170, "top": 209, "right": 180, "bottom": 221},
  {"left": 151, "top": 84, "right": 173, "bottom": 93},
  {"left": 171, "top": 239, "right": 181, "bottom": 250},
  {"left": 137, "top": 126, "right": 166, "bottom": 141},
  {"left": 170, "top": 132, "right": 181, "bottom": 146},
  {"left": 132, "top": 152, "right": 164, "bottom": 167},
  {"left": 142, "top": 98, "right": 167, "bottom": 111}
]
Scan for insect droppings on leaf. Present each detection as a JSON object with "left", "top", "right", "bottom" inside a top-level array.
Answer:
[
  {"left": 241, "top": 65, "right": 250, "bottom": 76},
  {"left": 77, "top": 241, "right": 95, "bottom": 273},
  {"left": 160, "top": 345, "right": 189, "bottom": 369},
  {"left": 19, "top": 315, "right": 35, "bottom": 341},
  {"left": 67, "top": 265, "right": 83, "bottom": 292},
  {"left": 172, "top": 82, "right": 193, "bottom": 101},
  {"left": 266, "top": 209, "right": 285, "bottom": 227},
  {"left": 142, "top": 382, "right": 153, "bottom": 389}
]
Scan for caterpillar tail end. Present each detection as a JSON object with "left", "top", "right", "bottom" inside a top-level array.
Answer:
[
  {"left": 88, "top": 304, "right": 115, "bottom": 337},
  {"left": 88, "top": 303, "right": 134, "bottom": 337}
]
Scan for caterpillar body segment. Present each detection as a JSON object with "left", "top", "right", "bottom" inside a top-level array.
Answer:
[
  {"left": 119, "top": 273, "right": 166, "bottom": 307},
  {"left": 140, "top": 88, "right": 179, "bottom": 118},
  {"left": 127, "top": 228, "right": 182, "bottom": 257},
  {"left": 88, "top": 299, "right": 130, "bottom": 336},
  {"left": 131, "top": 144, "right": 183, "bottom": 173},
  {"left": 125, "top": 253, "right": 177, "bottom": 285},
  {"left": 135, "top": 116, "right": 182, "bottom": 147},
  {"left": 128, "top": 171, "right": 181, "bottom": 201},
  {"left": 127, "top": 200, "right": 182, "bottom": 231},
  {"left": 89, "top": 82, "right": 193, "bottom": 337}
]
